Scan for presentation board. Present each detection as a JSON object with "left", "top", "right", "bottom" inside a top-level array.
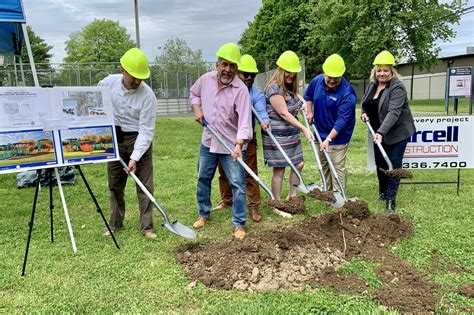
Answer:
[{"left": 0, "top": 87, "right": 118, "bottom": 174}]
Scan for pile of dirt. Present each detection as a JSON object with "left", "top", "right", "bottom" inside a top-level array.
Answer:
[
  {"left": 386, "top": 168, "right": 413, "bottom": 179},
  {"left": 174, "top": 207, "right": 451, "bottom": 312},
  {"left": 308, "top": 189, "right": 336, "bottom": 203},
  {"left": 266, "top": 196, "right": 308, "bottom": 214},
  {"left": 342, "top": 199, "right": 370, "bottom": 213}
]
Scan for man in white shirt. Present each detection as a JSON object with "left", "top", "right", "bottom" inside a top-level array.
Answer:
[{"left": 98, "top": 48, "right": 158, "bottom": 240}]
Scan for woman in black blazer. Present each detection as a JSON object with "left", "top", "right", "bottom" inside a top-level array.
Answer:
[{"left": 360, "top": 51, "right": 416, "bottom": 212}]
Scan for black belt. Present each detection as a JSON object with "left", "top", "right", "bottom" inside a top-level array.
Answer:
[{"left": 115, "top": 126, "right": 138, "bottom": 142}]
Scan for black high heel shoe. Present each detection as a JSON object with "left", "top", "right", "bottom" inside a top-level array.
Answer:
[{"left": 375, "top": 193, "right": 387, "bottom": 202}]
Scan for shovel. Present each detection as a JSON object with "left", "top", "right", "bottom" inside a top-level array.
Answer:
[
  {"left": 119, "top": 158, "right": 196, "bottom": 240},
  {"left": 249, "top": 108, "right": 317, "bottom": 194},
  {"left": 311, "top": 123, "right": 359, "bottom": 207},
  {"left": 202, "top": 119, "right": 275, "bottom": 200},
  {"left": 364, "top": 120, "right": 412, "bottom": 179},
  {"left": 300, "top": 109, "right": 345, "bottom": 208}
]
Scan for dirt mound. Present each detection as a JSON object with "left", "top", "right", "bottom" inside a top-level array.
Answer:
[
  {"left": 308, "top": 189, "right": 336, "bottom": 203},
  {"left": 173, "top": 208, "right": 447, "bottom": 312},
  {"left": 342, "top": 199, "right": 370, "bottom": 214},
  {"left": 266, "top": 196, "right": 308, "bottom": 214}
]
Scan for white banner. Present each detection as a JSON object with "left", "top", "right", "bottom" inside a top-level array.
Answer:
[{"left": 367, "top": 115, "right": 474, "bottom": 170}]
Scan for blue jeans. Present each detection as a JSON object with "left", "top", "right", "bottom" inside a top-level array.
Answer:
[
  {"left": 374, "top": 137, "right": 409, "bottom": 200},
  {"left": 197, "top": 144, "right": 246, "bottom": 228}
]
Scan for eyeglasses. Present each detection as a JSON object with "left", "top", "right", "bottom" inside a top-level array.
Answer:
[{"left": 240, "top": 72, "right": 256, "bottom": 79}]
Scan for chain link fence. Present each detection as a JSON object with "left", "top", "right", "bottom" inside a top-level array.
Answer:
[{"left": 0, "top": 59, "right": 310, "bottom": 115}]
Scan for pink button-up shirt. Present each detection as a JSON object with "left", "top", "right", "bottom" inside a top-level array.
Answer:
[{"left": 189, "top": 71, "right": 252, "bottom": 154}]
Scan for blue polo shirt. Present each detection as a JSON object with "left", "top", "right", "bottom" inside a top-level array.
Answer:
[{"left": 304, "top": 74, "right": 356, "bottom": 145}]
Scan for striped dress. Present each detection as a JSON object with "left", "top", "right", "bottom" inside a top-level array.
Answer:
[{"left": 262, "top": 84, "right": 304, "bottom": 167}]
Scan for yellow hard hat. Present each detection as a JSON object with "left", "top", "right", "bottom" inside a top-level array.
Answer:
[
  {"left": 238, "top": 54, "right": 258, "bottom": 73},
  {"left": 322, "top": 54, "right": 346, "bottom": 77},
  {"left": 215, "top": 42, "right": 241, "bottom": 64},
  {"left": 373, "top": 50, "right": 396, "bottom": 66},
  {"left": 276, "top": 50, "right": 301, "bottom": 73},
  {"left": 120, "top": 47, "right": 150, "bottom": 79}
]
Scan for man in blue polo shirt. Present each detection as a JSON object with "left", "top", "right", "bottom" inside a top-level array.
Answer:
[{"left": 304, "top": 54, "right": 356, "bottom": 192}]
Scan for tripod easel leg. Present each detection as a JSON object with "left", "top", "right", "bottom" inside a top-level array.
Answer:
[
  {"left": 49, "top": 169, "right": 54, "bottom": 242},
  {"left": 75, "top": 165, "right": 120, "bottom": 249},
  {"left": 22, "top": 169, "right": 42, "bottom": 277}
]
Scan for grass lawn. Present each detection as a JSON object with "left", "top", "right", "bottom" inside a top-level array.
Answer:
[{"left": 0, "top": 102, "right": 472, "bottom": 313}]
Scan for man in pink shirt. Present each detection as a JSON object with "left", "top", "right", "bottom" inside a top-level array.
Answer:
[{"left": 189, "top": 42, "right": 252, "bottom": 240}]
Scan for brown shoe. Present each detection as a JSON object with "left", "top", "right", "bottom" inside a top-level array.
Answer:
[
  {"left": 193, "top": 217, "right": 208, "bottom": 229},
  {"left": 212, "top": 202, "right": 231, "bottom": 211},
  {"left": 143, "top": 231, "right": 157, "bottom": 240},
  {"left": 250, "top": 208, "right": 262, "bottom": 222},
  {"left": 234, "top": 227, "right": 246, "bottom": 240}
]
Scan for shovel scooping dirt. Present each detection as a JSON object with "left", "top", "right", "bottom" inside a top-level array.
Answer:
[
  {"left": 383, "top": 168, "right": 413, "bottom": 179},
  {"left": 308, "top": 188, "right": 336, "bottom": 203},
  {"left": 266, "top": 195, "right": 308, "bottom": 214}
]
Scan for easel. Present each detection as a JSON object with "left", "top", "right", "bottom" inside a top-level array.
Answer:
[{"left": 22, "top": 166, "right": 120, "bottom": 276}]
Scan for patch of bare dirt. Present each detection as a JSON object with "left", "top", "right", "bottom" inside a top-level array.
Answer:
[
  {"left": 458, "top": 282, "right": 474, "bottom": 298},
  {"left": 266, "top": 196, "right": 308, "bottom": 214},
  {"left": 174, "top": 207, "right": 450, "bottom": 313},
  {"left": 430, "top": 248, "right": 468, "bottom": 274}
]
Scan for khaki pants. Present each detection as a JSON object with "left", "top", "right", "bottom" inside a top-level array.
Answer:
[
  {"left": 217, "top": 135, "right": 260, "bottom": 210},
  {"left": 317, "top": 143, "right": 349, "bottom": 192},
  {"left": 107, "top": 133, "right": 154, "bottom": 233}
]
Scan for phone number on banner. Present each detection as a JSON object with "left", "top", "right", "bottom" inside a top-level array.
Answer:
[{"left": 402, "top": 161, "right": 467, "bottom": 169}]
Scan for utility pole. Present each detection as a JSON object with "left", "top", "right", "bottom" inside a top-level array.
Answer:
[{"left": 134, "top": 0, "right": 140, "bottom": 48}]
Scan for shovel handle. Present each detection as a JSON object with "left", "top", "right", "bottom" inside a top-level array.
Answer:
[
  {"left": 364, "top": 120, "right": 393, "bottom": 170},
  {"left": 203, "top": 120, "right": 275, "bottom": 200},
  {"left": 249, "top": 107, "right": 306, "bottom": 186},
  {"left": 311, "top": 123, "right": 347, "bottom": 201},
  {"left": 301, "top": 108, "right": 328, "bottom": 191},
  {"left": 119, "top": 158, "right": 173, "bottom": 223}
]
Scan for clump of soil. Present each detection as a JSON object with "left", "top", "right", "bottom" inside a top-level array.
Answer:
[
  {"left": 385, "top": 168, "right": 413, "bottom": 179},
  {"left": 458, "top": 282, "right": 474, "bottom": 298},
  {"left": 308, "top": 189, "right": 336, "bottom": 203},
  {"left": 342, "top": 199, "right": 370, "bottom": 214},
  {"left": 266, "top": 196, "right": 308, "bottom": 214},
  {"left": 174, "top": 209, "right": 447, "bottom": 312}
]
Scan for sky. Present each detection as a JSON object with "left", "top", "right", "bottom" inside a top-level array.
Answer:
[{"left": 21, "top": 0, "right": 474, "bottom": 64}]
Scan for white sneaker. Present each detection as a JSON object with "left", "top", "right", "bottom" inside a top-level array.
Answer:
[{"left": 273, "top": 208, "right": 292, "bottom": 218}]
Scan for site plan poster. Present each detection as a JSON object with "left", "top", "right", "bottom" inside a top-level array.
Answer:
[{"left": 0, "top": 87, "right": 118, "bottom": 174}]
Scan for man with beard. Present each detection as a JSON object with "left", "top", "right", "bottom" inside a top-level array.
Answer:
[
  {"left": 99, "top": 47, "right": 158, "bottom": 240},
  {"left": 212, "top": 54, "right": 270, "bottom": 223},
  {"left": 190, "top": 42, "right": 252, "bottom": 240}
]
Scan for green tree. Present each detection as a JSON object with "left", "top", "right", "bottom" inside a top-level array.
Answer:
[
  {"left": 240, "top": 0, "right": 464, "bottom": 79},
  {"left": 64, "top": 19, "right": 135, "bottom": 63},
  {"left": 303, "top": 0, "right": 463, "bottom": 78},
  {"left": 239, "top": 0, "right": 311, "bottom": 71},
  {"left": 152, "top": 37, "right": 210, "bottom": 97},
  {"left": 20, "top": 25, "right": 53, "bottom": 66}
]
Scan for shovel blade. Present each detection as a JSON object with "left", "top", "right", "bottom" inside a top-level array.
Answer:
[
  {"left": 163, "top": 221, "right": 197, "bottom": 240},
  {"left": 296, "top": 182, "right": 319, "bottom": 194},
  {"left": 331, "top": 191, "right": 346, "bottom": 208}
]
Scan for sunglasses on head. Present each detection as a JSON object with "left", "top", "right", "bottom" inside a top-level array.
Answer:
[{"left": 241, "top": 72, "right": 257, "bottom": 79}]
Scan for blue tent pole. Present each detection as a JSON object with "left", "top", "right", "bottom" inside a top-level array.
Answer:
[{"left": 21, "top": 23, "right": 39, "bottom": 87}]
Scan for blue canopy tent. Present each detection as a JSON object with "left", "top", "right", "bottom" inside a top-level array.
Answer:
[{"left": 0, "top": 0, "right": 39, "bottom": 86}]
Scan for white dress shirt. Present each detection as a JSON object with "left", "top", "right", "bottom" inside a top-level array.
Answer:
[{"left": 98, "top": 74, "right": 157, "bottom": 161}]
